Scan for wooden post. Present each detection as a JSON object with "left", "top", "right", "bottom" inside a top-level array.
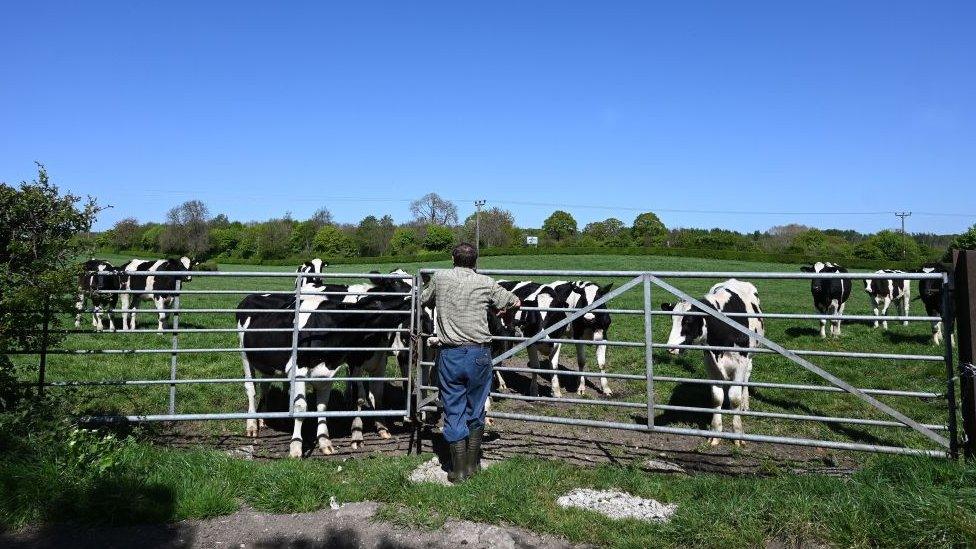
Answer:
[{"left": 953, "top": 249, "right": 976, "bottom": 459}]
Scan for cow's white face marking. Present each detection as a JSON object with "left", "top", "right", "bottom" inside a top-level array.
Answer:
[
  {"left": 582, "top": 284, "right": 599, "bottom": 321},
  {"left": 665, "top": 301, "right": 694, "bottom": 353}
]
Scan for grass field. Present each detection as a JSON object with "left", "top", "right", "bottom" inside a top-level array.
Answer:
[{"left": 16, "top": 253, "right": 955, "bottom": 457}]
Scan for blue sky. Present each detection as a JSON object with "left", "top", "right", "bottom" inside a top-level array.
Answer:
[{"left": 1, "top": 2, "right": 973, "bottom": 233}]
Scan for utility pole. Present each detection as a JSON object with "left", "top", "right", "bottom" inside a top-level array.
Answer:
[
  {"left": 895, "top": 211, "right": 912, "bottom": 259},
  {"left": 474, "top": 199, "right": 486, "bottom": 255}
]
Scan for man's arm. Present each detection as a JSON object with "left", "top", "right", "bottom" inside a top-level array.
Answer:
[
  {"left": 489, "top": 282, "right": 519, "bottom": 311},
  {"left": 420, "top": 276, "right": 436, "bottom": 307}
]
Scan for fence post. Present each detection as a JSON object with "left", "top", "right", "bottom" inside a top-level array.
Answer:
[
  {"left": 643, "top": 274, "right": 655, "bottom": 428},
  {"left": 168, "top": 278, "right": 181, "bottom": 414},
  {"left": 953, "top": 249, "right": 976, "bottom": 459},
  {"left": 942, "top": 271, "right": 959, "bottom": 459},
  {"left": 38, "top": 296, "right": 51, "bottom": 398},
  {"left": 288, "top": 274, "right": 303, "bottom": 418}
]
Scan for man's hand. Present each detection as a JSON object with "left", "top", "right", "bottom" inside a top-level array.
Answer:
[{"left": 496, "top": 298, "right": 521, "bottom": 316}]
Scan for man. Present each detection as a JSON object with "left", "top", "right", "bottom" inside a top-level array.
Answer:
[{"left": 420, "top": 242, "right": 520, "bottom": 483}]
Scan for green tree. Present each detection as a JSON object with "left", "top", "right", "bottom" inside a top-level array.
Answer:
[
  {"left": 107, "top": 217, "right": 142, "bottom": 251},
  {"left": 944, "top": 223, "right": 976, "bottom": 261},
  {"left": 582, "top": 218, "right": 626, "bottom": 245},
  {"left": 787, "top": 229, "right": 853, "bottom": 258},
  {"left": 255, "top": 218, "right": 293, "bottom": 260},
  {"left": 160, "top": 200, "right": 211, "bottom": 258},
  {"left": 355, "top": 215, "right": 395, "bottom": 256},
  {"left": 1, "top": 164, "right": 99, "bottom": 412},
  {"left": 631, "top": 212, "right": 667, "bottom": 246},
  {"left": 861, "top": 230, "right": 922, "bottom": 262},
  {"left": 290, "top": 220, "right": 319, "bottom": 255},
  {"left": 460, "top": 207, "right": 517, "bottom": 248},
  {"left": 313, "top": 225, "right": 357, "bottom": 257},
  {"left": 209, "top": 226, "right": 243, "bottom": 257},
  {"left": 422, "top": 224, "right": 456, "bottom": 252},
  {"left": 390, "top": 227, "right": 420, "bottom": 255},
  {"left": 140, "top": 224, "right": 164, "bottom": 252},
  {"left": 542, "top": 210, "right": 578, "bottom": 242}
]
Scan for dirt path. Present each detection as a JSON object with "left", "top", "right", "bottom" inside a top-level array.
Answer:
[
  {"left": 156, "top": 413, "right": 859, "bottom": 477},
  {"left": 1, "top": 502, "right": 587, "bottom": 549}
]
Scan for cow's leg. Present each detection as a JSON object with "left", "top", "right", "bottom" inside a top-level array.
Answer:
[
  {"left": 709, "top": 384, "right": 724, "bottom": 446},
  {"left": 871, "top": 298, "right": 880, "bottom": 329},
  {"left": 365, "top": 352, "right": 392, "bottom": 441},
  {"left": 154, "top": 296, "right": 168, "bottom": 332},
  {"left": 74, "top": 293, "right": 84, "bottom": 328},
  {"left": 728, "top": 361, "right": 750, "bottom": 447},
  {"left": 901, "top": 295, "right": 910, "bottom": 326},
  {"left": 311, "top": 369, "right": 337, "bottom": 455},
  {"left": 240, "top": 327, "right": 259, "bottom": 437},
  {"left": 289, "top": 364, "right": 309, "bottom": 458},
  {"left": 549, "top": 343, "right": 563, "bottom": 398},
  {"left": 933, "top": 320, "right": 943, "bottom": 346},
  {"left": 120, "top": 293, "right": 133, "bottom": 331},
  {"left": 575, "top": 342, "right": 587, "bottom": 396},
  {"left": 818, "top": 306, "right": 827, "bottom": 338},
  {"left": 834, "top": 302, "right": 846, "bottom": 337},
  {"left": 880, "top": 297, "right": 892, "bottom": 330},
  {"left": 527, "top": 345, "right": 541, "bottom": 397},
  {"left": 593, "top": 329, "right": 611, "bottom": 396}
]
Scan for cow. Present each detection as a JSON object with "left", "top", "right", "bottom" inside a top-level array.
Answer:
[
  {"left": 75, "top": 259, "right": 121, "bottom": 331},
  {"left": 497, "top": 280, "right": 576, "bottom": 397},
  {"left": 661, "top": 279, "right": 764, "bottom": 446},
  {"left": 917, "top": 262, "right": 952, "bottom": 345},
  {"left": 237, "top": 271, "right": 412, "bottom": 457},
  {"left": 296, "top": 258, "right": 328, "bottom": 287},
  {"left": 560, "top": 280, "right": 614, "bottom": 396},
  {"left": 800, "top": 262, "right": 852, "bottom": 338},
  {"left": 119, "top": 257, "right": 195, "bottom": 331},
  {"left": 864, "top": 269, "right": 910, "bottom": 330}
]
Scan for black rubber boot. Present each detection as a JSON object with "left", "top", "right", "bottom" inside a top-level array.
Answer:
[
  {"left": 465, "top": 426, "right": 484, "bottom": 477},
  {"left": 447, "top": 439, "right": 468, "bottom": 484}
]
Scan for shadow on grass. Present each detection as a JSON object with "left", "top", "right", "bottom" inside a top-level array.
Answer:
[
  {"left": 751, "top": 389, "right": 892, "bottom": 446},
  {"left": 883, "top": 331, "right": 933, "bottom": 346},
  {"left": 648, "top": 382, "right": 713, "bottom": 430}
]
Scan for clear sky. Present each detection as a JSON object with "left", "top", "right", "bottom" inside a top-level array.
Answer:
[{"left": 1, "top": 2, "right": 973, "bottom": 233}]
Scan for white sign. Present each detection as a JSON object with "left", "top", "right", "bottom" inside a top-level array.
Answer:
[{"left": 526, "top": 236, "right": 539, "bottom": 246}]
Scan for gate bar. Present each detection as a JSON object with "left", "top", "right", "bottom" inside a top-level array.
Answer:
[{"left": 649, "top": 274, "right": 950, "bottom": 449}]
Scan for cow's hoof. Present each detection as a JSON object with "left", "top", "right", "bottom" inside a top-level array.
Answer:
[
  {"left": 485, "top": 417, "right": 494, "bottom": 427},
  {"left": 377, "top": 429, "right": 391, "bottom": 439},
  {"left": 552, "top": 390, "right": 562, "bottom": 399},
  {"left": 245, "top": 421, "right": 259, "bottom": 437},
  {"left": 289, "top": 440, "right": 303, "bottom": 458},
  {"left": 319, "top": 439, "right": 336, "bottom": 455},
  {"left": 733, "top": 439, "right": 744, "bottom": 447},
  {"left": 709, "top": 438, "right": 721, "bottom": 447},
  {"left": 576, "top": 388, "right": 586, "bottom": 397},
  {"left": 602, "top": 388, "right": 614, "bottom": 397},
  {"left": 350, "top": 441, "right": 363, "bottom": 450},
  {"left": 258, "top": 419, "right": 267, "bottom": 429}
]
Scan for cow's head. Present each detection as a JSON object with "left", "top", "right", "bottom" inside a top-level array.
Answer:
[
  {"left": 660, "top": 301, "right": 704, "bottom": 354},
  {"left": 177, "top": 256, "right": 195, "bottom": 282},
  {"left": 573, "top": 281, "right": 614, "bottom": 332},
  {"left": 801, "top": 262, "right": 834, "bottom": 295},
  {"left": 297, "top": 258, "right": 328, "bottom": 286}
]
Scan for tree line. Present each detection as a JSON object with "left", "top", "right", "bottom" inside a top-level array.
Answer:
[{"left": 89, "top": 192, "right": 968, "bottom": 264}]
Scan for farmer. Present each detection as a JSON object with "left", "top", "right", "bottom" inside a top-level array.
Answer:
[{"left": 420, "top": 242, "right": 520, "bottom": 483}]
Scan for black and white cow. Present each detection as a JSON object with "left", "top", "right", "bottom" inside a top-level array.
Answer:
[
  {"left": 864, "top": 269, "right": 910, "bottom": 330},
  {"left": 238, "top": 271, "right": 412, "bottom": 457},
  {"left": 296, "top": 258, "right": 328, "bottom": 287},
  {"left": 800, "top": 262, "right": 852, "bottom": 338},
  {"left": 918, "top": 262, "right": 952, "bottom": 345},
  {"left": 661, "top": 279, "right": 764, "bottom": 446},
  {"left": 75, "top": 259, "right": 121, "bottom": 331},
  {"left": 498, "top": 280, "right": 576, "bottom": 397},
  {"left": 119, "top": 257, "right": 195, "bottom": 331},
  {"left": 561, "top": 280, "right": 614, "bottom": 396}
]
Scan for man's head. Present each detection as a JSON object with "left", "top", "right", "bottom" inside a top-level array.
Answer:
[{"left": 452, "top": 242, "right": 477, "bottom": 268}]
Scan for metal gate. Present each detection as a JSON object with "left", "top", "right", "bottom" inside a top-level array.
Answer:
[{"left": 414, "top": 268, "right": 955, "bottom": 457}]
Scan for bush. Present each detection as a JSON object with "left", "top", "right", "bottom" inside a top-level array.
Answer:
[
  {"left": 944, "top": 223, "right": 976, "bottom": 261},
  {"left": 312, "top": 225, "right": 357, "bottom": 258},
  {"left": 422, "top": 224, "right": 456, "bottom": 252}
]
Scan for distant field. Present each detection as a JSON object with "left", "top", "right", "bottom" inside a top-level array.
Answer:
[{"left": 18, "top": 253, "right": 953, "bottom": 458}]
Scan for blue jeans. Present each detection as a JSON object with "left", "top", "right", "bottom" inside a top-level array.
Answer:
[{"left": 437, "top": 345, "right": 493, "bottom": 443}]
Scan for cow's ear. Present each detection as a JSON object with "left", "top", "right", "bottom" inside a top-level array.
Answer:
[
  {"left": 599, "top": 282, "right": 614, "bottom": 295},
  {"left": 420, "top": 272, "right": 432, "bottom": 284},
  {"left": 660, "top": 302, "right": 674, "bottom": 311},
  {"left": 800, "top": 265, "right": 814, "bottom": 272}
]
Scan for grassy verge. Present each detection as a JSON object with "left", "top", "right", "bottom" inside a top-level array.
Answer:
[{"left": 1, "top": 429, "right": 974, "bottom": 547}]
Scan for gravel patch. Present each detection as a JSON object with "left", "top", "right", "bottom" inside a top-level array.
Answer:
[
  {"left": 556, "top": 488, "right": 677, "bottom": 523},
  {"left": 408, "top": 456, "right": 493, "bottom": 486}
]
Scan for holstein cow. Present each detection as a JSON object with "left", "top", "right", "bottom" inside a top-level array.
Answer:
[
  {"left": 498, "top": 281, "right": 576, "bottom": 397},
  {"left": 296, "top": 258, "right": 328, "bottom": 287},
  {"left": 560, "top": 280, "right": 614, "bottom": 396},
  {"left": 800, "top": 262, "right": 852, "bottom": 338},
  {"left": 917, "top": 262, "right": 952, "bottom": 345},
  {"left": 661, "top": 279, "right": 764, "bottom": 446},
  {"left": 864, "top": 269, "right": 910, "bottom": 330},
  {"left": 119, "top": 257, "right": 194, "bottom": 331},
  {"left": 238, "top": 271, "right": 412, "bottom": 457},
  {"left": 75, "top": 259, "right": 122, "bottom": 331}
]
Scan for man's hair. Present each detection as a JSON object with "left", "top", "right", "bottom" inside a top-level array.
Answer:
[{"left": 452, "top": 242, "right": 478, "bottom": 268}]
